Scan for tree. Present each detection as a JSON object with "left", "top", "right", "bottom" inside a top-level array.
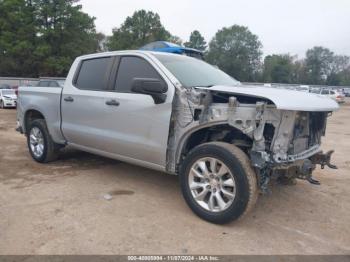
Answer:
[
  {"left": 290, "top": 59, "right": 308, "bottom": 84},
  {"left": 96, "top": 32, "right": 108, "bottom": 52},
  {"left": 338, "top": 67, "right": 350, "bottom": 86},
  {"left": 330, "top": 55, "right": 350, "bottom": 74},
  {"left": 0, "top": 0, "right": 99, "bottom": 77},
  {"left": 206, "top": 25, "right": 262, "bottom": 81},
  {"left": 263, "top": 54, "right": 295, "bottom": 83},
  {"left": 0, "top": 0, "right": 37, "bottom": 77},
  {"left": 33, "top": 0, "right": 99, "bottom": 76},
  {"left": 327, "top": 55, "right": 350, "bottom": 85},
  {"left": 304, "top": 46, "right": 334, "bottom": 84},
  {"left": 327, "top": 60, "right": 350, "bottom": 85},
  {"left": 107, "top": 10, "right": 171, "bottom": 50},
  {"left": 262, "top": 50, "right": 350, "bottom": 85},
  {"left": 184, "top": 30, "right": 207, "bottom": 51},
  {"left": 168, "top": 35, "right": 183, "bottom": 46}
]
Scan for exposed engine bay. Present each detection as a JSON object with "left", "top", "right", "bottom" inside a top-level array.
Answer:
[{"left": 167, "top": 87, "right": 337, "bottom": 192}]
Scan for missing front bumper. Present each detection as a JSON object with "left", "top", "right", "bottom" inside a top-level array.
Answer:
[
  {"left": 310, "top": 150, "right": 338, "bottom": 170},
  {"left": 257, "top": 149, "right": 337, "bottom": 192}
]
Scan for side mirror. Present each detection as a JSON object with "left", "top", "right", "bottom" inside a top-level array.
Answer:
[{"left": 131, "top": 78, "right": 168, "bottom": 104}]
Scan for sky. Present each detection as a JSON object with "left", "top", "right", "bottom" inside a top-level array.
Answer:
[{"left": 80, "top": 0, "right": 350, "bottom": 58}]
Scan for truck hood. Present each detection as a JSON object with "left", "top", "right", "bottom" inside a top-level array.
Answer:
[{"left": 195, "top": 85, "right": 339, "bottom": 112}]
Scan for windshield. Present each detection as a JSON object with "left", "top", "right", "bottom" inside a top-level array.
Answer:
[
  {"left": 154, "top": 54, "right": 240, "bottom": 87},
  {"left": 2, "top": 90, "right": 15, "bottom": 96}
]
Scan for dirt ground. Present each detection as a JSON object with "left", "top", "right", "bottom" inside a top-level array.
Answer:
[{"left": 0, "top": 100, "right": 349, "bottom": 255}]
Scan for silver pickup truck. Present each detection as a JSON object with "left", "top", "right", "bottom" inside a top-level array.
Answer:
[{"left": 17, "top": 51, "right": 339, "bottom": 224}]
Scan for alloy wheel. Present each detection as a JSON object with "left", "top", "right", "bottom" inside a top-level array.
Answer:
[
  {"left": 29, "top": 127, "right": 45, "bottom": 158},
  {"left": 188, "top": 157, "right": 236, "bottom": 212}
]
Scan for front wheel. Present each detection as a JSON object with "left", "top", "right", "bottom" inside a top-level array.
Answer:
[
  {"left": 0, "top": 100, "right": 4, "bottom": 109},
  {"left": 180, "top": 142, "right": 258, "bottom": 224}
]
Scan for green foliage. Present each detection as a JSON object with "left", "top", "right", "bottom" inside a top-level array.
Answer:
[
  {"left": 327, "top": 55, "right": 350, "bottom": 85},
  {"left": 0, "top": 3, "right": 349, "bottom": 86},
  {"left": 0, "top": 0, "right": 100, "bottom": 77},
  {"left": 304, "top": 46, "right": 334, "bottom": 84},
  {"left": 338, "top": 68, "right": 350, "bottom": 86},
  {"left": 289, "top": 59, "right": 308, "bottom": 84},
  {"left": 206, "top": 25, "right": 262, "bottom": 82},
  {"left": 263, "top": 54, "right": 296, "bottom": 83},
  {"left": 0, "top": 0, "right": 37, "bottom": 77},
  {"left": 33, "top": 0, "right": 99, "bottom": 76},
  {"left": 261, "top": 50, "right": 350, "bottom": 86},
  {"left": 184, "top": 30, "right": 207, "bottom": 51},
  {"left": 168, "top": 35, "right": 183, "bottom": 46},
  {"left": 107, "top": 10, "right": 171, "bottom": 50}
]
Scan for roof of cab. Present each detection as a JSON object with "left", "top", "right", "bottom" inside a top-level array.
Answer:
[{"left": 76, "top": 50, "right": 187, "bottom": 60}]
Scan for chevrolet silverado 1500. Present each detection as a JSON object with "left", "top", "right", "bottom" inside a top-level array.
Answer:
[{"left": 17, "top": 51, "right": 339, "bottom": 224}]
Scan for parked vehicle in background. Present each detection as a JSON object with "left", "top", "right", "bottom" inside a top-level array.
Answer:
[
  {"left": 296, "top": 85, "right": 310, "bottom": 92},
  {"left": 37, "top": 79, "right": 65, "bottom": 88},
  {"left": 310, "top": 87, "right": 321, "bottom": 94},
  {"left": 140, "top": 41, "right": 204, "bottom": 60},
  {"left": 320, "top": 89, "right": 345, "bottom": 103},
  {"left": 337, "top": 89, "right": 345, "bottom": 97},
  {"left": 0, "top": 84, "right": 12, "bottom": 90},
  {"left": 0, "top": 89, "right": 17, "bottom": 108},
  {"left": 12, "top": 85, "right": 19, "bottom": 95},
  {"left": 17, "top": 51, "right": 339, "bottom": 224},
  {"left": 343, "top": 88, "right": 350, "bottom": 97}
]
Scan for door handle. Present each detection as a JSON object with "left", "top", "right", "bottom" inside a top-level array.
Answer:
[
  {"left": 64, "top": 96, "right": 74, "bottom": 102},
  {"left": 105, "top": 99, "right": 120, "bottom": 106}
]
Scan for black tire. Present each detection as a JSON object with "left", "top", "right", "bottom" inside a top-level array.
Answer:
[
  {"left": 180, "top": 142, "right": 258, "bottom": 224},
  {"left": 27, "top": 119, "right": 59, "bottom": 163},
  {"left": 0, "top": 100, "right": 4, "bottom": 109}
]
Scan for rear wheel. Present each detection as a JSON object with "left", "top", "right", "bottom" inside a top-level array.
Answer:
[
  {"left": 27, "top": 119, "right": 59, "bottom": 163},
  {"left": 180, "top": 142, "right": 258, "bottom": 224}
]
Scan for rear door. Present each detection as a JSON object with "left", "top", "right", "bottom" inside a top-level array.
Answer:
[{"left": 61, "top": 56, "right": 116, "bottom": 150}]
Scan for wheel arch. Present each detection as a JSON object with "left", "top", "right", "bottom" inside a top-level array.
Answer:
[
  {"left": 24, "top": 109, "right": 46, "bottom": 134},
  {"left": 175, "top": 123, "right": 253, "bottom": 170}
]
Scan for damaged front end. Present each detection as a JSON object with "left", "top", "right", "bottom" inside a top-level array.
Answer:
[
  {"left": 250, "top": 108, "right": 338, "bottom": 192},
  {"left": 168, "top": 86, "right": 338, "bottom": 193}
]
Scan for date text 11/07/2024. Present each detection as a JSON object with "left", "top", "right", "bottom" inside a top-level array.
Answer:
[{"left": 127, "top": 256, "right": 219, "bottom": 261}]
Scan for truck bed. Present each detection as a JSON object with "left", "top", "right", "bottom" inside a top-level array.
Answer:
[{"left": 17, "top": 86, "right": 66, "bottom": 144}]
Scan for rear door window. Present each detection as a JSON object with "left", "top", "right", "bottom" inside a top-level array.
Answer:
[
  {"left": 49, "top": 81, "right": 59, "bottom": 87},
  {"left": 75, "top": 57, "right": 112, "bottom": 91},
  {"left": 115, "top": 56, "right": 165, "bottom": 93},
  {"left": 38, "top": 81, "right": 49, "bottom": 87}
]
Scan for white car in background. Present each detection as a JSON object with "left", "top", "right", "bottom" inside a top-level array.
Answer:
[
  {"left": 320, "top": 89, "right": 345, "bottom": 103},
  {"left": 343, "top": 88, "right": 350, "bottom": 97},
  {"left": 297, "top": 85, "right": 310, "bottom": 92},
  {"left": 0, "top": 89, "right": 17, "bottom": 108}
]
